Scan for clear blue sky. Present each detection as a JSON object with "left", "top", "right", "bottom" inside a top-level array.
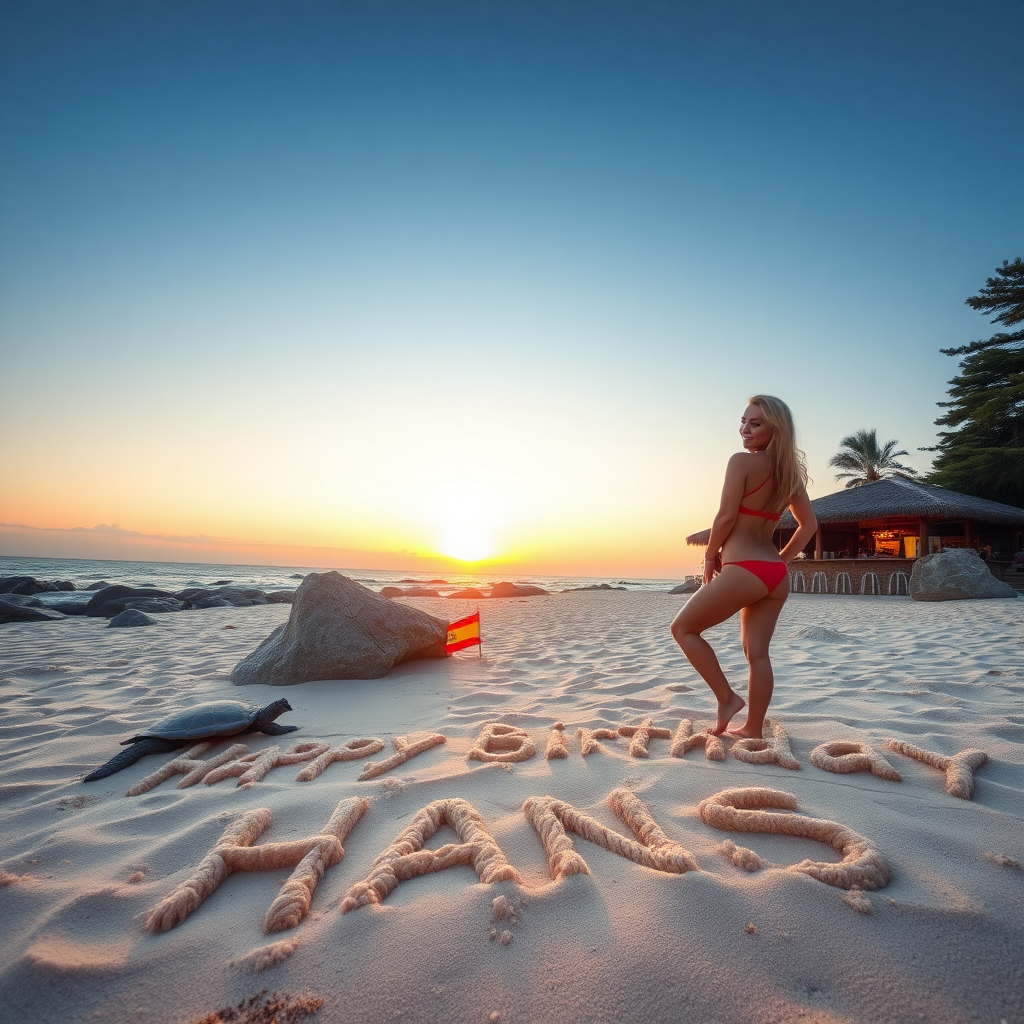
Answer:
[{"left": 1, "top": 1, "right": 1021, "bottom": 576}]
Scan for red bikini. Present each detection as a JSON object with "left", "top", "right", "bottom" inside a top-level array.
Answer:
[
  {"left": 723, "top": 476, "right": 788, "bottom": 591},
  {"left": 735, "top": 475, "right": 782, "bottom": 521}
]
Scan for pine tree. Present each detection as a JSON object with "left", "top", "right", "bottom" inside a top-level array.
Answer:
[{"left": 927, "top": 259, "right": 1024, "bottom": 507}]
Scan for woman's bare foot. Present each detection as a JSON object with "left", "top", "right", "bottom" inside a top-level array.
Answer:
[
  {"left": 710, "top": 693, "right": 745, "bottom": 735},
  {"left": 726, "top": 723, "right": 763, "bottom": 740}
]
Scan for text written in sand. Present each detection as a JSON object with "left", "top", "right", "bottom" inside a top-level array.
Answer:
[
  {"left": 123, "top": 718, "right": 989, "bottom": 801},
  {"left": 146, "top": 784, "right": 890, "bottom": 936}
]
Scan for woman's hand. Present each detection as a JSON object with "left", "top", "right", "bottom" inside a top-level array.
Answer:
[{"left": 702, "top": 552, "right": 721, "bottom": 585}]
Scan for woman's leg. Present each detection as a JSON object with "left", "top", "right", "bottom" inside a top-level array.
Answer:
[
  {"left": 670, "top": 567, "right": 768, "bottom": 734},
  {"left": 729, "top": 585, "right": 788, "bottom": 739}
]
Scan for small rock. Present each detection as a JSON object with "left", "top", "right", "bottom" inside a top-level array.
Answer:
[
  {"left": 108, "top": 609, "right": 157, "bottom": 628},
  {"left": 48, "top": 601, "right": 90, "bottom": 616},
  {"left": 0, "top": 575, "right": 59, "bottom": 596},
  {"left": 177, "top": 587, "right": 269, "bottom": 608},
  {"left": 0, "top": 601, "right": 65, "bottom": 623},
  {"left": 669, "top": 579, "right": 700, "bottom": 595},
  {"left": 489, "top": 582, "right": 549, "bottom": 598},
  {"left": 85, "top": 586, "right": 184, "bottom": 617}
]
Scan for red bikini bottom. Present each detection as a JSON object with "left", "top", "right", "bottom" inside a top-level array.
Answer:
[{"left": 723, "top": 560, "right": 788, "bottom": 591}]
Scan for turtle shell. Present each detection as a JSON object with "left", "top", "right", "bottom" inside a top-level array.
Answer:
[{"left": 124, "top": 700, "right": 262, "bottom": 743}]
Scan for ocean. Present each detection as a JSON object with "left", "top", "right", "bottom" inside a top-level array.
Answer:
[{"left": 0, "top": 555, "right": 686, "bottom": 599}]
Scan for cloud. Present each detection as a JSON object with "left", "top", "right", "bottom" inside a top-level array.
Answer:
[
  {"left": 0, "top": 520, "right": 462, "bottom": 573},
  {"left": 2, "top": 521, "right": 227, "bottom": 545}
]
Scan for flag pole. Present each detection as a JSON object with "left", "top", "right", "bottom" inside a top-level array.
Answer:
[{"left": 476, "top": 604, "right": 482, "bottom": 657}]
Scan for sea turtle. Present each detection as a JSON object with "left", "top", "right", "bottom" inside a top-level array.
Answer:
[{"left": 82, "top": 698, "right": 299, "bottom": 782}]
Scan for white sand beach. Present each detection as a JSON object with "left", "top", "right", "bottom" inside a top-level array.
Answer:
[{"left": 1, "top": 590, "right": 1022, "bottom": 1024}]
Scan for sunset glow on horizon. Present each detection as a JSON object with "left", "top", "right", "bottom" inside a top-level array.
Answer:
[{"left": 1, "top": 2, "right": 1021, "bottom": 579}]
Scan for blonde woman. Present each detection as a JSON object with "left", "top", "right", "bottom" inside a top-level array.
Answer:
[{"left": 671, "top": 396, "right": 817, "bottom": 738}]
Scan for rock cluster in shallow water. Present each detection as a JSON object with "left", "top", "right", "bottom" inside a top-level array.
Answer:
[{"left": 0, "top": 576, "right": 297, "bottom": 623}]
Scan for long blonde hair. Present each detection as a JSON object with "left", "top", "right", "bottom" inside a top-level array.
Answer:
[{"left": 747, "top": 395, "right": 809, "bottom": 512}]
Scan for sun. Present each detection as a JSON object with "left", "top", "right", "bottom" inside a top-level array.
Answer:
[
  {"left": 430, "top": 486, "right": 499, "bottom": 563},
  {"left": 438, "top": 523, "right": 494, "bottom": 562}
]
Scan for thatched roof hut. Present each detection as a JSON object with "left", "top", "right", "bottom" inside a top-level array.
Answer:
[{"left": 685, "top": 477, "right": 1024, "bottom": 561}]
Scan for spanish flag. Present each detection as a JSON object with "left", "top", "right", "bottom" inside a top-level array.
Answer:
[{"left": 446, "top": 611, "right": 481, "bottom": 655}]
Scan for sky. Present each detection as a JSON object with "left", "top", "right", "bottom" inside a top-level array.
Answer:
[{"left": 1, "top": 0, "right": 1022, "bottom": 578}]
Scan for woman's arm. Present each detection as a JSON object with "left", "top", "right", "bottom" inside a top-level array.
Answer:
[
  {"left": 702, "top": 454, "right": 748, "bottom": 582},
  {"left": 778, "top": 486, "right": 817, "bottom": 563}
]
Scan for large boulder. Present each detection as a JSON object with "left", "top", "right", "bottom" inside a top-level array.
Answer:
[
  {"left": 910, "top": 549, "right": 1019, "bottom": 601},
  {"left": 231, "top": 571, "right": 449, "bottom": 685},
  {"left": 84, "top": 585, "right": 184, "bottom": 617}
]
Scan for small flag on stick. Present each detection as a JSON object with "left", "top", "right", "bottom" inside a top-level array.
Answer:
[{"left": 446, "top": 611, "right": 481, "bottom": 655}]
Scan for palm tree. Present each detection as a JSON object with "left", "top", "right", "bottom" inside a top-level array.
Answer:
[{"left": 829, "top": 429, "right": 919, "bottom": 488}]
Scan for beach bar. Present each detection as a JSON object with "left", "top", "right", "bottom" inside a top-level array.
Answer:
[{"left": 686, "top": 477, "right": 1024, "bottom": 594}]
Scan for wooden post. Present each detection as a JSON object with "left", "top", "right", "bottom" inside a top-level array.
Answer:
[
  {"left": 814, "top": 527, "right": 823, "bottom": 560},
  {"left": 919, "top": 517, "right": 930, "bottom": 557}
]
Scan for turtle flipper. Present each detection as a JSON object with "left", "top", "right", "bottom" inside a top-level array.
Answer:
[
  {"left": 258, "top": 722, "right": 298, "bottom": 736},
  {"left": 83, "top": 737, "right": 181, "bottom": 782}
]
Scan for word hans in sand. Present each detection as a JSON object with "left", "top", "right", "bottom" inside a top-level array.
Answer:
[{"left": 146, "top": 785, "right": 890, "bottom": 937}]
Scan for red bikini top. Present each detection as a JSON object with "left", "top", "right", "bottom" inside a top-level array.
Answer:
[{"left": 737, "top": 475, "right": 782, "bottom": 522}]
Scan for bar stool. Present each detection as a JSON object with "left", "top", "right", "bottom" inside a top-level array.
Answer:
[
  {"left": 860, "top": 572, "right": 881, "bottom": 595},
  {"left": 810, "top": 571, "right": 829, "bottom": 594},
  {"left": 888, "top": 571, "right": 909, "bottom": 596},
  {"left": 835, "top": 572, "right": 853, "bottom": 594}
]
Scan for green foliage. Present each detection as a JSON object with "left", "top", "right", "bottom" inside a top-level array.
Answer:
[
  {"left": 927, "top": 257, "right": 1024, "bottom": 507},
  {"left": 829, "top": 428, "right": 918, "bottom": 488},
  {"left": 928, "top": 447, "right": 1024, "bottom": 503},
  {"left": 942, "top": 257, "right": 1024, "bottom": 355}
]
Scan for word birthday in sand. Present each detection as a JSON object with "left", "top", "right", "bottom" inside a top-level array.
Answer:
[{"left": 123, "top": 716, "right": 989, "bottom": 801}]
